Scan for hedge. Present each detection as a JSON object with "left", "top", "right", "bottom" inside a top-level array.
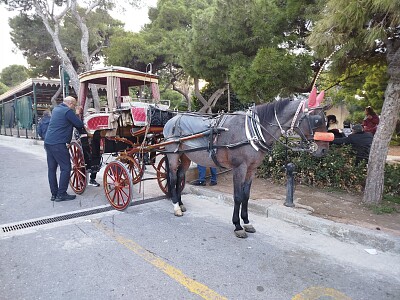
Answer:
[{"left": 257, "top": 143, "right": 399, "bottom": 197}]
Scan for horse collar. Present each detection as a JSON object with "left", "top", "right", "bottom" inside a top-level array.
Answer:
[{"left": 245, "top": 108, "right": 271, "bottom": 152}]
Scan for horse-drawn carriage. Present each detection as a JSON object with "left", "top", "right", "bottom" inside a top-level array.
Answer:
[
  {"left": 69, "top": 66, "right": 334, "bottom": 238},
  {"left": 69, "top": 66, "right": 177, "bottom": 210}
]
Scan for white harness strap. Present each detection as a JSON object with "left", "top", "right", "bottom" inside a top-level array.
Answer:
[
  {"left": 245, "top": 110, "right": 259, "bottom": 151},
  {"left": 245, "top": 108, "right": 270, "bottom": 152},
  {"left": 289, "top": 100, "right": 306, "bottom": 132},
  {"left": 274, "top": 100, "right": 306, "bottom": 137}
]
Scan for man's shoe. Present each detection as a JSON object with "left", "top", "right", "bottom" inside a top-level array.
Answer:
[
  {"left": 190, "top": 180, "right": 206, "bottom": 186},
  {"left": 209, "top": 182, "right": 217, "bottom": 186},
  {"left": 55, "top": 193, "right": 76, "bottom": 202},
  {"left": 50, "top": 194, "right": 56, "bottom": 201},
  {"left": 89, "top": 179, "right": 100, "bottom": 187}
]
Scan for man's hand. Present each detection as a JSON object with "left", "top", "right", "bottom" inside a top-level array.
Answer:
[{"left": 75, "top": 106, "right": 83, "bottom": 115}]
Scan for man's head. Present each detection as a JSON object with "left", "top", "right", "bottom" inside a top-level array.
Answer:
[
  {"left": 64, "top": 96, "right": 77, "bottom": 109},
  {"left": 352, "top": 124, "right": 363, "bottom": 133}
]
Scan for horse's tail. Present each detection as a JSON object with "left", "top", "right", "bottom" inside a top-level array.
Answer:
[{"left": 164, "top": 155, "right": 172, "bottom": 198}]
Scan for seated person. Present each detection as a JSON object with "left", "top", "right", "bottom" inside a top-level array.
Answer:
[
  {"left": 362, "top": 106, "right": 379, "bottom": 135},
  {"left": 326, "top": 114, "right": 344, "bottom": 138},
  {"left": 332, "top": 124, "right": 373, "bottom": 165}
]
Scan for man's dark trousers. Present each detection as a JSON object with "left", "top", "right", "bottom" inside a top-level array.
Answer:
[{"left": 44, "top": 143, "right": 71, "bottom": 197}]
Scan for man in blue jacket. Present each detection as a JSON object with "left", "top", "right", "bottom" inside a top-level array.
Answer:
[{"left": 44, "top": 96, "right": 84, "bottom": 201}]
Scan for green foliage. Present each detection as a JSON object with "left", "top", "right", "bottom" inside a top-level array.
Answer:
[
  {"left": 384, "top": 164, "right": 400, "bottom": 197},
  {"left": 161, "top": 89, "right": 187, "bottom": 111},
  {"left": 9, "top": 14, "right": 60, "bottom": 78},
  {"left": 0, "top": 82, "right": 9, "bottom": 94},
  {"left": 370, "top": 205, "right": 397, "bottom": 215},
  {"left": 258, "top": 143, "right": 400, "bottom": 196},
  {"left": 231, "top": 48, "right": 313, "bottom": 102},
  {"left": 321, "top": 60, "right": 388, "bottom": 122},
  {"left": 0, "top": 64, "right": 29, "bottom": 87},
  {"left": 104, "top": 31, "right": 148, "bottom": 71}
]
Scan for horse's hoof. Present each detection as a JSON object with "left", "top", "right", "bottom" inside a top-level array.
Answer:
[
  {"left": 243, "top": 224, "right": 256, "bottom": 233},
  {"left": 234, "top": 230, "right": 248, "bottom": 238},
  {"left": 180, "top": 205, "right": 186, "bottom": 212},
  {"left": 174, "top": 209, "right": 183, "bottom": 217}
]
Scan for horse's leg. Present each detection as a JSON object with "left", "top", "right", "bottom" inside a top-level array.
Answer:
[
  {"left": 166, "top": 154, "right": 183, "bottom": 216},
  {"left": 232, "top": 165, "right": 247, "bottom": 238},
  {"left": 177, "top": 155, "right": 191, "bottom": 212},
  {"left": 241, "top": 177, "right": 256, "bottom": 233}
]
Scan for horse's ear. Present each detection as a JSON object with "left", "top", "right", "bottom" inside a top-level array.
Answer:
[
  {"left": 308, "top": 87, "right": 317, "bottom": 108},
  {"left": 316, "top": 90, "right": 325, "bottom": 107}
]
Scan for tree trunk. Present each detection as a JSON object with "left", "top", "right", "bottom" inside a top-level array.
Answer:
[
  {"left": 363, "top": 40, "right": 400, "bottom": 204},
  {"left": 34, "top": 3, "right": 80, "bottom": 95},
  {"left": 172, "top": 84, "right": 190, "bottom": 110},
  {"left": 363, "top": 81, "right": 400, "bottom": 203},
  {"left": 193, "top": 78, "right": 228, "bottom": 113},
  {"left": 71, "top": 0, "right": 101, "bottom": 109},
  {"left": 50, "top": 86, "right": 63, "bottom": 107},
  {"left": 194, "top": 78, "right": 209, "bottom": 110}
]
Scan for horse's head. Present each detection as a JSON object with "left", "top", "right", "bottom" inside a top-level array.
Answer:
[{"left": 295, "top": 88, "right": 333, "bottom": 157}]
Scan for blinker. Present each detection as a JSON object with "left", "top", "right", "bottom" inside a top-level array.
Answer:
[{"left": 308, "top": 115, "right": 324, "bottom": 129}]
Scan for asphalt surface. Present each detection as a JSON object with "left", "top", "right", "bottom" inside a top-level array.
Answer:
[{"left": 0, "top": 135, "right": 399, "bottom": 255}]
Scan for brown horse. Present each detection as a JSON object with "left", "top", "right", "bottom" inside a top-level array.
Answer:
[{"left": 162, "top": 94, "right": 332, "bottom": 238}]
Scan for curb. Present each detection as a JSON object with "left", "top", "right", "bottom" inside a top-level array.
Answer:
[{"left": 188, "top": 185, "right": 400, "bottom": 254}]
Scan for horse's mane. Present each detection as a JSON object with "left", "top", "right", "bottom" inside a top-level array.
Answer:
[{"left": 255, "top": 98, "right": 292, "bottom": 124}]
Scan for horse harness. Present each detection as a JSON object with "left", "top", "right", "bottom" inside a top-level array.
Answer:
[
  {"left": 167, "top": 113, "right": 234, "bottom": 168},
  {"left": 165, "top": 101, "right": 325, "bottom": 167}
]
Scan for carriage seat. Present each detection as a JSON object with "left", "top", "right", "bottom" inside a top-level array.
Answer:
[{"left": 84, "top": 113, "right": 113, "bottom": 134}]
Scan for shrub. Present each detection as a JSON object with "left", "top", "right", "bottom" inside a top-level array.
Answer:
[
  {"left": 384, "top": 163, "right": 400, "bottom": 196},
  {"left": 257, "top": 142, "right": 399, "bottom": 196}
]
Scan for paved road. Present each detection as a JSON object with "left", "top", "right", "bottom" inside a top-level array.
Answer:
[{"left": 0, "top": 139, "right": 399, "bottom": 299}]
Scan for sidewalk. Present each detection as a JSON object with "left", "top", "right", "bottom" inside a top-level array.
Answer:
[
  {"left": 187, "top": 183, "right": 400, "bottom": 254},
  {"left": 1, "top": 134, "right": 399, "bottom": 254},
  {"left": 184, "top": 159, "right": 400, "bottom": 254}
]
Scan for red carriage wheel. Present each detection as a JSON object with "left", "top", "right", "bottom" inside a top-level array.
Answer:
[
  {"left": 127, "top": 155, "right": 144, "bottom": 184},
  {"left": 156, "top": 155, "right": 185, "bottom": 195},
  {"left": 103, "top": 161, "right": 134, "bottom": 210},
  {"left": 69, "top": 141, "right": 87, "bottom": 194}
]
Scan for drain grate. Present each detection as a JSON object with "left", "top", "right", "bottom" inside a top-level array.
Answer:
[
  {"left": 2, "top": 206, "right": 113, "bottom": 233},
  {"left": 2, "top": 195, "right": 165, "bottom": 233}
]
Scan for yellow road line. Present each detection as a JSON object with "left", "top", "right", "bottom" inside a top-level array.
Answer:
[
  {"left": 293, "top": 286, "right": 352, "bottom": 300},
  {"left": 94, "top": 220, "right": 227, "bottom": 300}
]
